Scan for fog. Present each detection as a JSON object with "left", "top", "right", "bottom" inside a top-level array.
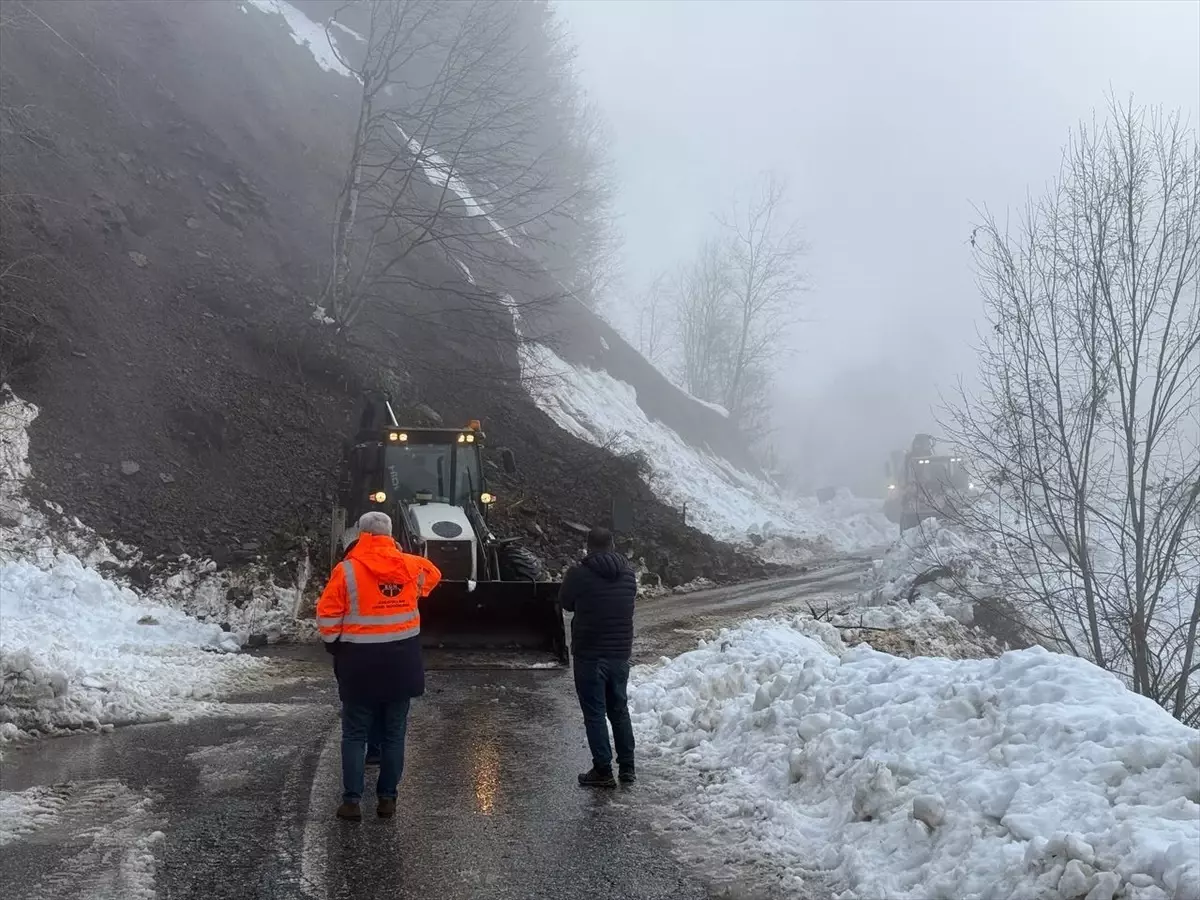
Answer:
[{"left": 557, "top": 0, "right": 1200, "bottom": 494}]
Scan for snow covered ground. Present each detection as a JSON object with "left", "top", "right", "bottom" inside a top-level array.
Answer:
[
  {"left": 0, "top": 390, "right": 274, "bottom": 740},
  {"left": 631, "top": 616, "right": 1200, "bottom": 900}
]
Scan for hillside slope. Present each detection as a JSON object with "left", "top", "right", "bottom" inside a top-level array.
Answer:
[{"left": 0, "top": 0, "right": 776, "bottom": 584}]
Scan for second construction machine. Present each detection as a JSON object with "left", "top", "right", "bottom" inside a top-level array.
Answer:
[
  {"left": 883, "top": 433, "right": 977, "bottom": 532},
  {"left": 331, "top": 392, "right": 568, "bottom": 665}
]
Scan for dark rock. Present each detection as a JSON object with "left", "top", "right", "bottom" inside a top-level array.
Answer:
[
  {"left": 137, "top": 615, "right": 159, "bottom": 625},
  {"left": 220, "top": 622, "right": 232, "bottom": 632},
  {"left": 246, "top": 633, "right": 269, "bottom": 648},
  {"left": 226, "top": 586, "right": 253, "bottom": 608},
  {"left": 127, "top": 565, "right": 153, "bottom": 588}
]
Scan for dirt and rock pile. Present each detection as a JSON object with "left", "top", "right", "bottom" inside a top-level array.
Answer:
[{"left": 0, "top": 0, "right": 770, "bottom": 591}]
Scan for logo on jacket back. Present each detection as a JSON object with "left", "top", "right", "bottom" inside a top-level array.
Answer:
[{"left": 380, "top": 583, "right": 403, "bottom": 597}]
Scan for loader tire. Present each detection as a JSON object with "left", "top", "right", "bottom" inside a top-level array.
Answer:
[{"left": 497, "top": 544, "right": 546, "bottom": 582}]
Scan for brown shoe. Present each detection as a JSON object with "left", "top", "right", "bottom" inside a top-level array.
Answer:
[
  {"left": 336, "top": 801, "right": 362, "bottom": 821},
  {"left": 377, "top": 798, "right": 397, "bottom": 819}
]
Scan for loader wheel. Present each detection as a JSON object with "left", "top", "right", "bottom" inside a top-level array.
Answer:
[{"left": 497, "top": 544, "right": 546, "bottom": 582}]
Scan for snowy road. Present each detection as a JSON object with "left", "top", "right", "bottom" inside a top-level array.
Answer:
[
  {"left": 633, "top": 552, "right": 878, "bottom": 661},
  {"left": 0, "top": 567, "right": 877, "bottom": 899}
]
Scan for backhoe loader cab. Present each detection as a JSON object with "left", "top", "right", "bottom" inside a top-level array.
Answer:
[{"left": 331, "top": 393, "right": 567, "bottom": 665}]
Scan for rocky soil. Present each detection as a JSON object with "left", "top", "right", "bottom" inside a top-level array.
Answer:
[{"left": 0, "top": 0, "right": 771, "bottom": 592}]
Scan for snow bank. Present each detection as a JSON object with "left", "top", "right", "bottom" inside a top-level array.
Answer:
[
  {"left": 0, "top": 554, "right": 268, "bottom": 738},
  {"left": 519, "top": 340, "right": 893, "bottom": 549},
  {"left": 631, "top": 618, "right": 1200, "bottom": 900},
  {"left": 0, "top": 389, "right": 271, "bottom": 739}
]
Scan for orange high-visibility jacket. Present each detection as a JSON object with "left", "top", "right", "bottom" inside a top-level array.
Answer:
[{"left": 316, "top": 533, "right": 442, "bottom": 644}]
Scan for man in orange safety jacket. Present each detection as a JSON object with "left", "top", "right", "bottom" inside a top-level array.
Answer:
[{"left": 317, "top": 510, "right": 441, "bottom": 821}]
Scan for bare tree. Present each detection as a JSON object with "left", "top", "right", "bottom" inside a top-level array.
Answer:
[
  {"left": 321, "top": 0, "right": 580, "bottom": 331},
  {"left": 635, "top": 272, "right": 670, "bottom": 366},
  {"left": 717, "top": 172, "right": 805, "bottom": 423},
  {"left": 945, "top": 98, "right": 1200, "bottom": 724},
  {"left": 674, "top": 239, "right": 734, "bottom": 404}
]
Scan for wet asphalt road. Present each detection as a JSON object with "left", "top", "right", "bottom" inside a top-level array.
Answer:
[{"left": 0, "top": 557, "right": 877, "bottom": 900}]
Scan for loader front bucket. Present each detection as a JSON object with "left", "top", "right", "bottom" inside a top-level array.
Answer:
[{"left": 418, "top": 580, "right": 568, "bottom": 668}]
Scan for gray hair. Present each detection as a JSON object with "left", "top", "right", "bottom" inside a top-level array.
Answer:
[{"left": 357, "top": 511, "right": 393, "bottom": 536}]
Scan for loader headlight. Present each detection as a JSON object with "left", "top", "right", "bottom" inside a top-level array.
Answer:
[
  {"left": 888, "top": 484, "right": 896, "bottom": 491},
  {"left": 480, "top": 492, "right": 495, "bottom": 505},
  {"left": 457, "top": 434, "right": 466, "bottom": 443},
  {"left": 968, "top": 482, "right": 975, "bottom": 490},
  {"left": 370, "top": 491, "right": 387, "bottom": 503},
  {"left": 465, "top": 434, "right": 475, "bottom": 443}
]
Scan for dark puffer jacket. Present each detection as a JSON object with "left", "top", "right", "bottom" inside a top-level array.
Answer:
[{"left": 559, "top": 551, "right": 636, "bottom": 660}]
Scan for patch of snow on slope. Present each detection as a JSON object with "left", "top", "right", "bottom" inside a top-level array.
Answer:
[
  {"left": 327, "top": 18, "right": 365, "bottom": 43},
  {"left": 517, "top": 341, "right": 892, "bottom": 549},
  {"left": 631, "top": 617, "right": 1200, "bottom": 900},
  {"left": 396, "top": 126, "right": 517, "bottom": 246},
  {"left": 243, "top": 0, "right": 356, "bottom": 79}
]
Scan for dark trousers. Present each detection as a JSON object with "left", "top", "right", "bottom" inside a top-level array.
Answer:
[
  {"left": 367, "top": 717, "right": 384, "bottom": 760},
  {"left": 341, "top": 699, "right": 411, "bottom": 803},
  {"left": 573, "top": 657, "right": 635, "bottom": 771}
]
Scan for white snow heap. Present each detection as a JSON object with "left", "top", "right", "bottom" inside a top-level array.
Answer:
[
  {"left": 0, "top": 554, "right": 267, "bottom": 738},
  {"left": 0, "top": 389, "right": 270, "bottom": 740},
  {"left": 631, "top": 617, "right": 1200, "bottom": 900}
]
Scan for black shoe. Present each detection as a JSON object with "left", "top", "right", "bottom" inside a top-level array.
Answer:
[
  {"left": 618, "top": 765, "right": 636, "bottom": 784},
  {"left": 578, "top": 766, "right": 617, "bottom": 788}
]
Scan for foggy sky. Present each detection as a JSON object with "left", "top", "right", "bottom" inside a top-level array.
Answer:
[{"left": 556, "top": 0, "right": 1200, "bottom": 491}]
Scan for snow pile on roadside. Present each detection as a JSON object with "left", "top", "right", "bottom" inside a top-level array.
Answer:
[
  {"left": 631, "top": 618, "right": 1200, "bottom": 900},
  {"left": 0, "top": 389, "right": 271, "bottom": 739},
  {"left": 867, "top": 515, "right": 991, "bottom": 602},
  {"left": 521, "top": 342, "right": 893, "bottom": 548},
  {"left": 0, "top": 554, "right": 268, "bottom": 739}
]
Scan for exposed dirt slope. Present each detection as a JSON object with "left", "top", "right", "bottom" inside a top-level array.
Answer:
[{"left": 0, "top": 0, "right": 771, "bottom": 585}]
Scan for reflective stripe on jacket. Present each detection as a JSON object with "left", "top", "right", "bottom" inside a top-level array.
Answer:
[{"left": 316, "top": 533, "right": 442, "bottom": 644}]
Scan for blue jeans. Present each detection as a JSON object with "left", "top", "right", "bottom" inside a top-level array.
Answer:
[
  {"left": 341, "top": 699, "right": 411, "bottom": 803},
  {"left": 367, "top": 717, "right": 384, "bottom": 761},
  {"left": 573, "top": 657, "right": 635, "bottom": 770}
]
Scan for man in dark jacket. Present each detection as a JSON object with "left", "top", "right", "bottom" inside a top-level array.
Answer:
[{"left": 560, "top": 527, "right": 637, "bottom": 787}]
